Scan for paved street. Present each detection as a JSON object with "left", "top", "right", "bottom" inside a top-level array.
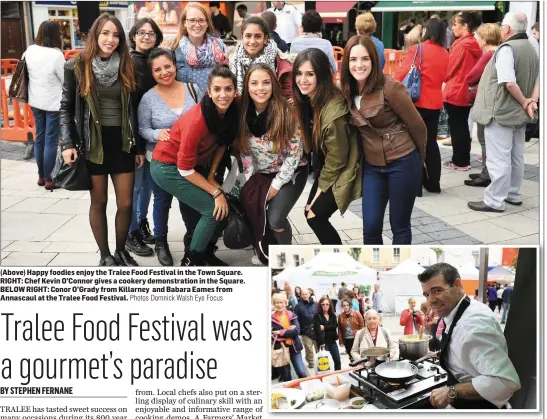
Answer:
[{"left": 1, "top": 134, "right": 539, "bottom": 266}]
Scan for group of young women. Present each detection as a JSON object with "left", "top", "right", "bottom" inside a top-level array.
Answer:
[{"left": 54, "top": 2, "right": 426, "bottom": 266}]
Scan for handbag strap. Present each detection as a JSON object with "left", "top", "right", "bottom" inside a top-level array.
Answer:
[{"left": 410, "top": 43, "right": 422, "bottom": 71}]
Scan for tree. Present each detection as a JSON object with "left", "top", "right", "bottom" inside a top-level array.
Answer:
[
  {"left": 431, "top": 248, "right": 444, "bottom": 263},
  {"left": 349, "top": 248, "right": 362, "bottom": 261}
]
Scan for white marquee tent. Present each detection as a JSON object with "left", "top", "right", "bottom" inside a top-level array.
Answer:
[
  {"left": 274, "top": 252, "right": 377, "bottom": 299},
  {"left": 458, "top": 263, "right": 480, "bottom": 280},
  {"left": 487, "top": 265, "right": 515, "bottom": 284},
  {"left": 378, "top": 259, "right": 425, "bottom": 314}
]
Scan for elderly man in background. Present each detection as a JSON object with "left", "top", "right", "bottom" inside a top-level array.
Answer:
[
  {"left": 293, "top": 288, "right": 318, "bottom": 369},
  {"left": 372, "top": 283, "right": 384, "bottom": 314},
  {"left": 501, "top": 282, "right": 514, "bottom": 324},
  {"left": 419, "top": 263, "right": 520, "bottom": 409},
  {"left": 469, "top": 12, "right": 539, "bottom": 213}
]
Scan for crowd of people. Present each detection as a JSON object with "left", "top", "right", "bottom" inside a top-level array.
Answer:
[
  {"left": 20, "top": 2, "right": 540, "bottom": 266},
  {"left": 271, "top": 262, "right": 521, "bottom": 409}
]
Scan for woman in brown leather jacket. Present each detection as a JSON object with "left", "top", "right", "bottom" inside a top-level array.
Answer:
[{"left": 340, "top": 36, "right": 426, "bottom": 244}]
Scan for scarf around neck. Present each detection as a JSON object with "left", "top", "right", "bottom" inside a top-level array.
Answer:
[
  {"left": 246, "top": 100, "right": 269, "bottom": 138},
  {"left": 179, "top": 34, "right": 225, "bottom": 68},
  {"left": 231, "top": 40, "right": 278, "bottom": 94},
  {"left": 200, "top": 94, "right": 239, "bottom": 146},
  {"left": 92, "top": 51, "right": 120, "bottom": 87}
]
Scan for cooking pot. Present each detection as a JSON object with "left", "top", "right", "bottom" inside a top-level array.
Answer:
[{"left": 399, "top": 335, "right": 432, "bottom": 361}]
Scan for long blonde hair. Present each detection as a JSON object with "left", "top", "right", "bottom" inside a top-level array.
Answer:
[{"left": 172, "top": 2, "right": 214, "bottom": 48}]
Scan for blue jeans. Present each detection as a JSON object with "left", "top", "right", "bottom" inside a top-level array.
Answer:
[
  {"left": 324, "top": 342, "right": 342, "bottom": 371},
  {"left": 362, "top": 150, "right": 421, "bottom": 244},
  {"left": 129, "top": 160, "right": 153, "bottom": 232},
  {"left": 31, "top": 107, "right": 59, "bottom": 180},
  {"left": 290, "top": 349, "right": 309, "bottom": 379},
  {"left": 501, "top": 302, "right": 510, "bottom": 323}
]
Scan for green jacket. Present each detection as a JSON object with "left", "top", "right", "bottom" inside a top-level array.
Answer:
[
  {"left": 318, "top": 92, "right": 363, "bottom": 214},
  {"left": 72, "top": 55, "right": 134, "bottom": 164}
]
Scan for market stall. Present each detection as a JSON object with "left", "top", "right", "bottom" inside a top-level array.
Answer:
[{"left": 273, "top": 252, "right": 377, "bottom": 301}]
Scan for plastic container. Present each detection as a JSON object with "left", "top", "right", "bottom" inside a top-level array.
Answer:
[
  {"left": 300, "top": 379, "right": 325, "bottom": 403},
  {"left": 322, "top": 374, "right": 352, "bottom": 401}
]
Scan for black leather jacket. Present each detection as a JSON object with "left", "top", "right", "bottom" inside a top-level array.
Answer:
[{"left": 60, "top": 57, "right": 143, "bottom": 155}]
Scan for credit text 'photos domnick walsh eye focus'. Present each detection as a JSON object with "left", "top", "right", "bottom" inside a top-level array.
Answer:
[
  {"left": 1, "top": 1, "right": 540, "bottom": 267},
  {"left": 269, "top": 245, "right": 538, "bottom": 411}
]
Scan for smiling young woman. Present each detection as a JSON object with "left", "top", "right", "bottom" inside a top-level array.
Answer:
[
  {"left": 292, "top": 48, "right": 362, "bottom": 245},
  {"left": 172, "top": 2, "right": 226, "bottom": 94},
  {"left": 150, "top": 64, "right": 240, "bottom": 266},
  {"left": 235, "top": 64, "right": 307, "bottom": 265},
  {"left": 125, "top": 18, "right": 164, "bottom": 257},
  {"left": 341, "top": 35, "right": 426, "bottom": 245},
  {"left": 229, "top": 16, "right": 294, "bottom": 101},
  {"left": 60, "top": 13, "right": 141, "bottom": 267}
]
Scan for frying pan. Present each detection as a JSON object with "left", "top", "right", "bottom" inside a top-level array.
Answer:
[
  {"left": 374, "top": 354, "right": 433, "bottom": 385},
  {"left": 348, "top": 347, "right": 391, "bottom": 367}
]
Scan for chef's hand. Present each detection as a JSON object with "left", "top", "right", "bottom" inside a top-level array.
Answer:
[{"left": 430, "top": 387, "right": 452, "bottom": 409}]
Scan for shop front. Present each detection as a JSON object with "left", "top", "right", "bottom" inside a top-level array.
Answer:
[
  {"left": 32, "top": 1, "right": 130, "bottom": 50},
  {"left": 370, "top": 1, "right": 507, "bottom": 49}
]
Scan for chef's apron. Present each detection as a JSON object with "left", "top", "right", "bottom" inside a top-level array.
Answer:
[{"left": 439, "top": 296, "right": 499, "bottom": 409}]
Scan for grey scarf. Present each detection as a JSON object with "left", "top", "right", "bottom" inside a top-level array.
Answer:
[{"left": 92, "top": 52, "right": 120, "bottom": 87}]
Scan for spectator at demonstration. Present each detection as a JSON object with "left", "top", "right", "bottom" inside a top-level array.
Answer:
[
  {"left": 501, "top": 283, "right": 513, "bottom": 324},
  {"left": 314, "top": 297, "right": 342, "bottom": 371},
  {"left": 405, "top": 23, "right": 423, "bottom": 50},
  {"left": 351, "top": 309, "right": 399, "bottom": 364},
  {"left": 337, "top": 298, "right": 364, "bottom": 362},
  {"left": 291, "top": 10, "right": 337, "bottom": 73},
  {"left": 209, "top": 1, "right": 231, "bottom": 38},
  {"left": 399, "top": 297, "right": 424, "bottom": 335},
  {"left": 294, "top": 288, "right": 318, "bottom": 368},
  {"left": 328, "top": 283, "right": 339, "bottom": 311}
]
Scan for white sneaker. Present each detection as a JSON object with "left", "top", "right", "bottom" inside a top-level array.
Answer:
[{"left": 251, "top": 255, "right": 262, "bottom": 265}]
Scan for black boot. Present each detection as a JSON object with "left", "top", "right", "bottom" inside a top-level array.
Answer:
[
  {"left": 138, "top": 219, "right": 155, "bottom": 244},
  {"left": 113, "top": 249, "right": 138, "bottom": 266},
  {"left": 203, "top": 243, "right": 228, "bottom": 266},
  {"left": 155, "top": 236, "right": 173, "bottom": 266},
  {"left": 126, "top": 230, "right": 154, "bottom": 256},
  {"left": 180, "top": 250, "right": 206, "bottom": 266}
]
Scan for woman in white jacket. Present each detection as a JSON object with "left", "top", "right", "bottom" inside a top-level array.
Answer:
[
  {"left": 24, "top": 20, "right": 66, "bottom": 190},
  {"left": 351, "top": 309, "right": 399, "bottom": 364}
]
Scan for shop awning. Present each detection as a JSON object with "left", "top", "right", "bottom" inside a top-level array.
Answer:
[
  {"left": 371, "top": 1, "right": 496, "bottom": 12},
  {"left": 316, "top": 1, "right": 356, "bottom": 23}
]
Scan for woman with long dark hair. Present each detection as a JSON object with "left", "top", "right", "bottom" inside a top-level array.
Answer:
[
  {"left": 236, "top": 64, "right": 307, "bottom": 265},
  {"left": 125, "top": 18, "right": 163, "bottom": 258},
  {"left": 341, "top": 36, "right": 426, "bottom": 244},
  {"left": 292, "top": 48, "right": 362, "bottom": 245},
  {"left": 60, "top": 13, "right": 143, "bottom": 266},
  {"left": 229, "top": 16, "right": 294, "bottom": 101},
  {"left": 313, "top": 296, "right": 341, "bottom": 371},
  {"left": 150, "top": 64, "right": 239, "bottom": 266},
  {"left": 442, "top": 11, "right": 481, "bottom": 171},
  {"left": 25, "top": 20, "right": 65, "bottom": 190},
  {"left": 395, "top": 18, "right": 448, "bottom": 193}
]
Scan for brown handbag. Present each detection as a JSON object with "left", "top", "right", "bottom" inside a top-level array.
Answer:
[
  {"left": 271, "top": 336, "right": 290, "bottom": 368},
  {"left": 8, "top": 55, "right": 29, "bottom": 103}
]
